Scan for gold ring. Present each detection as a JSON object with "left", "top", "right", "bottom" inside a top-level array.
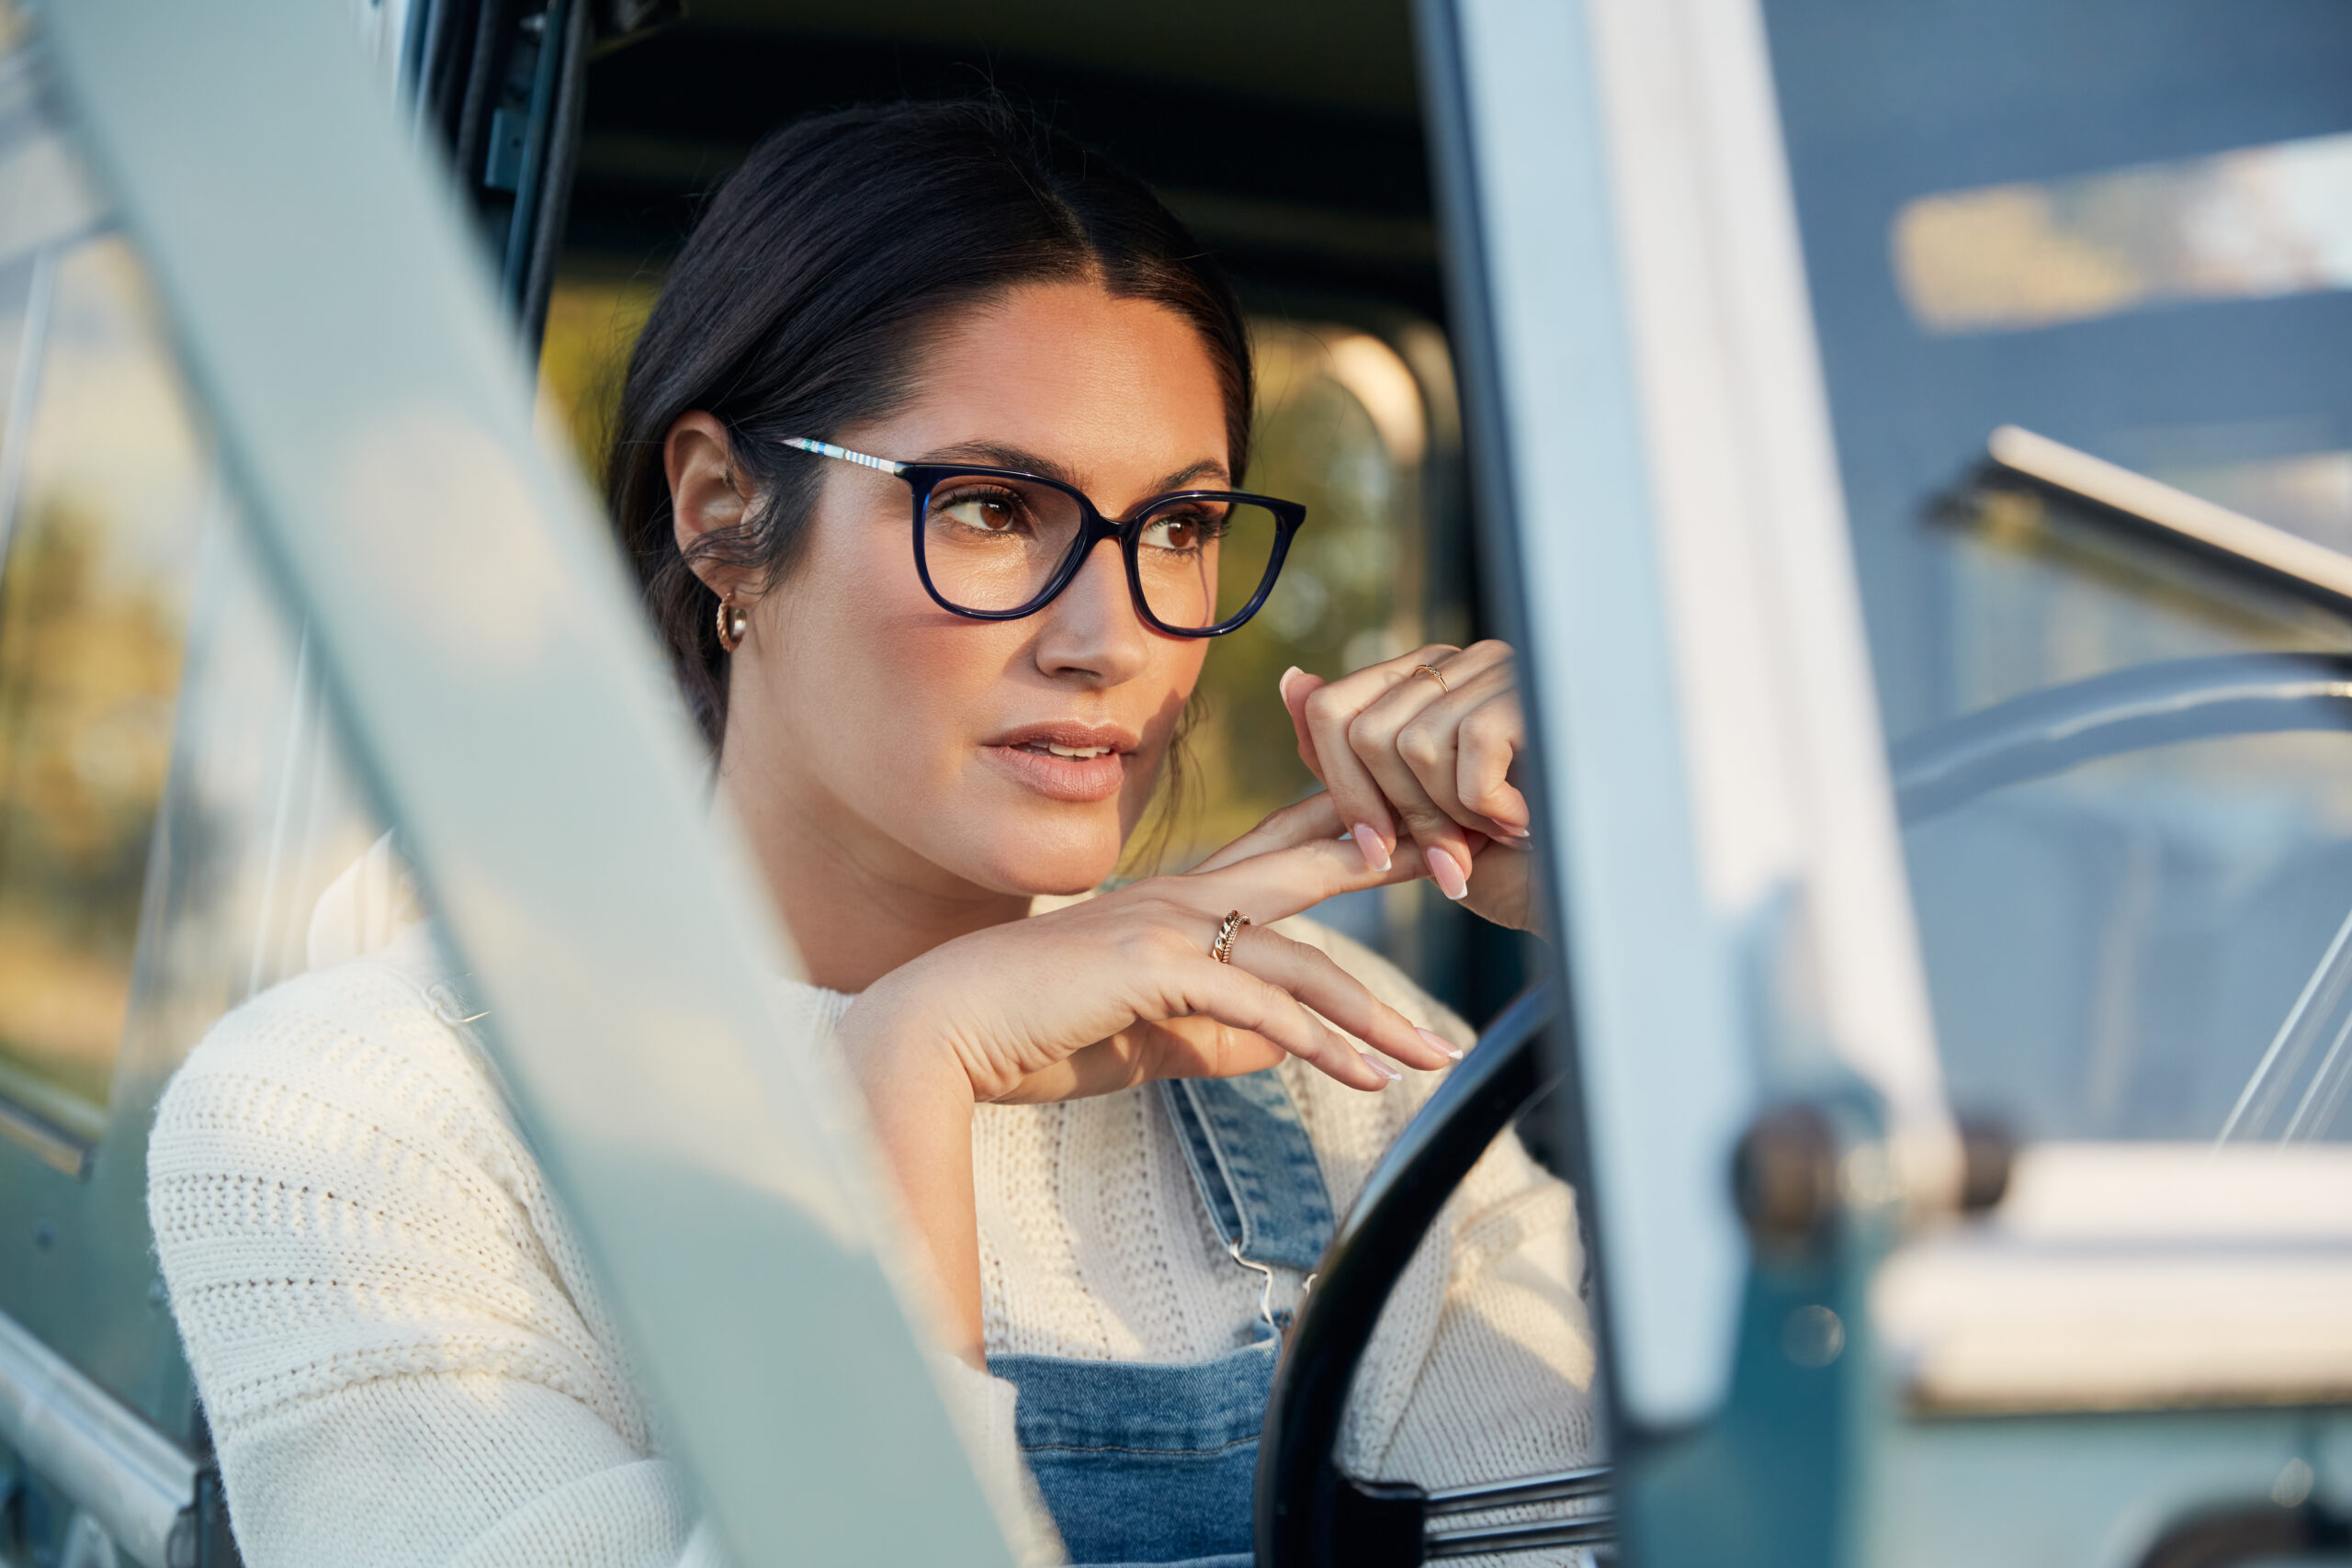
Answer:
[
  {"left": 1212, "top": 909, "right": 1251, "bottom": 964},
  {"left": 1410, "top": 662, "right": 1450, "bottom": 694}
]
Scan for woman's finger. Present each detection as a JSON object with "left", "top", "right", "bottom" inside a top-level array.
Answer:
[
  {"left": 1277, "top": 666, "right": 1329, "bottom": 784},
  {"left": 1340, "top": 650, "right": 1510, "bottom": 900},
  {"left": 1169, "top": 953, "right": 1399, "bottom": 1090},
  {"left": 1393, "top": 663, "right": 1528, "bottom": 842},
  {"left": 1298, "top": 646, "right": 1461, "bottom": 873},
  {"left": 1191, "top": 790, "right": 1344, "bottom": 874},
  {"left": 1175, "top": 828, "right": 1430, "bottom": 928},
  {"left": 1449, "top": 686, "right": 1532, "bottom": 840},
  {"left": 1226, "top": 922, "right": 1457, "bottom": 1071},
  {"left": 1002, "top": 1017, "right": 1287, "bottom": 1104}
]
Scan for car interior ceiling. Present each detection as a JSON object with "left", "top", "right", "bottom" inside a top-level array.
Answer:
[{"left": 569, "top": 1, "right": 1442, "bottom": 316}]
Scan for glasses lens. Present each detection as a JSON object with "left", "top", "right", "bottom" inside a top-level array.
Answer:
[
  {"left": 1133, "top": 498, "right": 1283, "bottom": 631},
  {"left": 921, "top": 474, "right": 1087, "bottom": 614}
]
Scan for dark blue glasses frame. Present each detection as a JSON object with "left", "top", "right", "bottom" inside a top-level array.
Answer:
[{"left": 783, "top": 438, "right": 1308, "bottom": 637}]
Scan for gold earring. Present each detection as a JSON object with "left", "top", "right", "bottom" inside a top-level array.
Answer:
[{"left": 716, "top": 597, "right": 748, "bottom": 652}]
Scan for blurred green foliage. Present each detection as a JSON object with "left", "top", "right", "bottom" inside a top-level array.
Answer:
[{"left": 0, "top": 494, "right": 186, "bottom": 1133}]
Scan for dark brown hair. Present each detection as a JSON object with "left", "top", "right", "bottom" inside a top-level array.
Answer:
[{"left": 607, "top": 97, "right": 1254, "bottom": 747}]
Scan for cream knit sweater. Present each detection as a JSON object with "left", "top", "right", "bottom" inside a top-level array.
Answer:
[{"left": 149, "top": 914, "right": 1602, "bottom": 1567}]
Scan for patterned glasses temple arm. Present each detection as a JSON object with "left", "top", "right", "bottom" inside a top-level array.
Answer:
[{"left": 781, "top": 437, "right": 910, "bottom": 476}]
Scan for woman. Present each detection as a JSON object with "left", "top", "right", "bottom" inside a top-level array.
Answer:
[{"left": 148, "top": 99, "right": 1600, "bottom": 1567}]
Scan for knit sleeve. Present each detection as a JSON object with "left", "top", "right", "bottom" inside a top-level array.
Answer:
[{"left": 148, "top": 961, "right": 712, "bottom": 1568}]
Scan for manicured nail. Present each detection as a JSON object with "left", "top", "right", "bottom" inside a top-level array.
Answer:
[
  {"left": 1361, "top": 1051, "right": 1401, "bottom": 1085},
  {"left": 1351, "top": 822, "right": 1392, "bottom": 874},
  {"left": 1417, "top": 1026, "right": 1464, "bottom": 1062},
  {"left": 1427, "top": 844, "right": 1470, "bottom": 901},
  {"left": 1278, "top": 665, "right": 1306, "bottom": 705}
]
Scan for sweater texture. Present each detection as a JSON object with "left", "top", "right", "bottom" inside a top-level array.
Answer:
[{"left": 149, "top": 911, "right": 1602, "bottom": 1566}]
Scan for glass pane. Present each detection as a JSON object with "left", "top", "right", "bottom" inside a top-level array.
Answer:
[
  {"left": 1893, "top": 130, "right": 2352, "bottom": 336},
  {"left": 1206, "top": 502, "right": 1283, "bottom": 626},
  {"left": 0, "top": 8, "right": 384, "bottom": 1506},
  {"left": 920, "top": 472, "right": 1085, "bottom": 613},
  {"left": 1763, "top": 0, "right": 2352, "bottom": 1141},
  {"left": 1182, "top": 321, "right": 1446, "bottom": 960},
  {"left": 0, "top": 216, "right": 207, "bottom": 1145},
  {"left": 0, "top": 27, "right": 387, "bottom": 1173},
  {"left": 132, "top": 499, "right": 390, "bottom": 1084}
]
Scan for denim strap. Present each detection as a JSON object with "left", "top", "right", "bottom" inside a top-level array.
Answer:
[{"left": 1159, "top": 1072, "right": 1334, "bottom": 1274}]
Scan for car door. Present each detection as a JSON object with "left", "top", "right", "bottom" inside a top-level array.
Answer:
[{"left": 1423, "top": 0, "right": 2352, "bottom": 1563}]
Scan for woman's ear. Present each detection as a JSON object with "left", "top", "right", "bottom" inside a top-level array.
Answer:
[{"left": 664, "top": 410, "right": 752, "bottom": 599}]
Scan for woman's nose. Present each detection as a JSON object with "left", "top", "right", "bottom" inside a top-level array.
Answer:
[{"left": 1032, "top": 536, "right": 1150, "bottom": 685}]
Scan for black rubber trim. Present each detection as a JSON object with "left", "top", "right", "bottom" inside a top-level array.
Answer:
[
  {"left": 449, "top": 0, "right": 515, "bottom": 185},
  {"left": 1426, "top": 1510, "right": 1616, "bottom": 1559},
  {"left": 515, "top": 0, "right": 589, "bottom": 354},
  {"left": 2137, "top": 1500, "right": 2349, "bottom": 1568}
]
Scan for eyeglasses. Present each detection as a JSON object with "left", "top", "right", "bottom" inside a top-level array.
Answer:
[{"left": 783, "top": 438, "right": 1307, "bottom": 637}]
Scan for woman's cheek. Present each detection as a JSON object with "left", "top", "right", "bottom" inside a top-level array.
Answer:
[
  {"left": 1125, "top": 645, "right": 1208, "bottom": 820},
  {"left": 888, "top": 620, "right": 1021, "bottom": 770}
]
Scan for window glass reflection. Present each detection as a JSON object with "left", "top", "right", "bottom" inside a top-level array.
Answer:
[
  {"left": 1159, "top": 321, "right": 1447, "bottom": 960},
  {"left": 1894, "top": 131, "right": 2352, "bottom": 335},
  {"left": 1767, "top": 0, "right": 2352, "bottom": 1144},
  {"left": 0, "top": 231, "right": 207, "bottom": 1151},
  {"left": 1910, "top": 467, "right": 2352, "bottom": 1143}
]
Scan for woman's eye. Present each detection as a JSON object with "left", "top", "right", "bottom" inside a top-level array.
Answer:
[
  {"left": 937, "top": 491, "right": 1026, "bottom": 535},
  {"left": 1142, "top": 512, "right": 1220, "bottom": 551}
]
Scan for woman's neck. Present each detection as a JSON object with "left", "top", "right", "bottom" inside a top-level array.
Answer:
[{"left": 718, "top": 743, "right": 1031, "bottom": 994}]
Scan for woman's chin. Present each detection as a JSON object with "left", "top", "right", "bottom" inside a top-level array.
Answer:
[
  {"left": 954, "top": 819, "right": 1127, "bottom": 898},
  {"left": 924, "top": 759, "right": 1158, "bottom": 897}
]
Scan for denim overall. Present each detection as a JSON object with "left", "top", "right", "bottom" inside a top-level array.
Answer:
[{"left": 987, "top": 1071, "right": 1336, "bottom": 1567}]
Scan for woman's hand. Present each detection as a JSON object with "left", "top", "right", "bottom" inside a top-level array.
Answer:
[
  {"left": 1278, "top": 640, "right": 1538, "bottom": 932},
  {"left": 846, "top": 790, "right": 1460, "bottom": 1107},
  {"left": 833, "top": 793, "right": 1462, "bottom": 1359}
]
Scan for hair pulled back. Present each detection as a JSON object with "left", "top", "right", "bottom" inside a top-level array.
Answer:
[{"left": 607, "top": 98, "right": 1254, "bottom": 746}]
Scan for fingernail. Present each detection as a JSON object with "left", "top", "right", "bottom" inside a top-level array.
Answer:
[
  {"left": 1278, "top": 665, "right": 1305, "bottom": 704},
  {"left": 1351, "top": 822, "right": 1392, "bottom": 874},
  {"left": 1428, "top": 845, "right": 1470, "bottom": 901},
  {"left": 1417, "top": 1026, "right": 1464, "bottom": 1062},
  {"left": 1361, "top": 1051, "right": 1401, "bottom": 1085}
]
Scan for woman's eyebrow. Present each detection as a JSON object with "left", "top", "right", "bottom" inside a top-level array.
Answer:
[
  {"left": 920, "top": 443, "right": 1232, "bottom": 492},
  {"left": 1152, "top": 459, "right": 1233, "bottom": 491},
  {"left": 921, "top": 441, "right": 1079, "bottom": 482}
]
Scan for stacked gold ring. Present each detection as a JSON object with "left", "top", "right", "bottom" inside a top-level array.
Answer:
[{"left": 1212, "top": 909, "right": 1251, "bottom": 964}]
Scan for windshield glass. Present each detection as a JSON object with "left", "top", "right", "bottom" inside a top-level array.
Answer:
[{"left": 1765, "top": 0, "right": 2352, "bottom": 1141}]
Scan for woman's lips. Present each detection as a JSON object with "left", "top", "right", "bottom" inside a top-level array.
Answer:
[{"left": 980, "top": 741, "right": 1129, "bottom": 803}]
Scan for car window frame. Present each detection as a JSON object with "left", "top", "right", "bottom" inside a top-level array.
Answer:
[{"left": 34, "top": 4, "right": 1023, "bottom": 1563}]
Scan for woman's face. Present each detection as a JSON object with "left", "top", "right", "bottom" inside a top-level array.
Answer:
[{"left": 683, "top": 280, "right": 1227, "bottom": 900}]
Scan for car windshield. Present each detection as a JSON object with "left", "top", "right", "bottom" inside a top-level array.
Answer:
[{"left": 1765, "top": 0, "right": 2352, "bottom": 1141}]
